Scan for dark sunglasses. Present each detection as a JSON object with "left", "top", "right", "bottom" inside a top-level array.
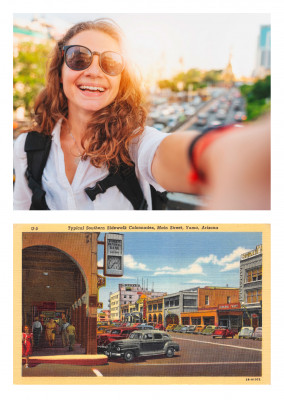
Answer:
[{"left": 62, "top": 45, "right": 125, "bottom": 76}]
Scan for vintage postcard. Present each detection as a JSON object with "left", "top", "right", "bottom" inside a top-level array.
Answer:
[{"left": 14, "top": 223, "right": 270, "bottom": 385}]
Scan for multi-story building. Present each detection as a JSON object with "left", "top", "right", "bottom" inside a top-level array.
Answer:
[
  {"left": 180, "top": 287, "right": 240, "bottom": 328},
  {"left": 255, "top": 25, "right": 271, "bottom": 78},
  {"left": 109, "top": 291, "right": 120, "bottom": 322},
  {"left": 164, "top": 288, "right": 199, "bottom": 326},
  {"left": 147, "top": 296, "right": 164, "bottom": 325},
  {"left": 239, "top": 244, "right": 262, "bottom": 327},
  {"left": 97, "top": 309, "right": 111, "bottom": 324},
  {"left": 110, "top": 283, "right": 165, "bottom": 322}
]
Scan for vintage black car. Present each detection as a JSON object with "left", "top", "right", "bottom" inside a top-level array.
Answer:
[{"left": 105, "top": 329, "right": 180, "bottom": 362}]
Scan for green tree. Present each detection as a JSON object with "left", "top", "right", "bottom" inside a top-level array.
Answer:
[
  {"left": 13, "top": 41, "right": 53, "bottom": 116},
  {"left": 240, "top": 75, "right": 271, "bottom": 121}
]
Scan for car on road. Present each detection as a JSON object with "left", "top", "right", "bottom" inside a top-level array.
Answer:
[
  {"left": 105, "top": 330, "right": 180, "bottom": 362},
  {"left": 166, "top": 324, "right": 177, "bottom": 331},
  {"left": 252, "top": 327, "right": 262, "bottom": 340},
  {"left": 153, "top": 122, "right": 166, "bottom": 131},
  {"left": 216, "top": 109, "right": 227, "bottom": 120},
  {"left": 234, "top": 111, "right": 247, "bottom": 122},
  {"left": 193, "top": 325, "right": 206, "bottom": 334},
  {"left": 172, "top": 325, "right": 186, "bottom": 333},
  {"left": 201, "top": 325, "right": 217, "bottom": 335},
  {"left": 184, "top": 325, "right": 197, "bottom": 334},
  {"left": 238, "top": 326, "right": 254, "bottom": 339},
  {"left": 196, "top": 113, "right": 208, "bottom": 126},
  {"left": 152, "top": 323, "right": 166, "bottom": 331},
  {"left": 212, "top": 326, "right": 238, "bottom": 339},
  {"left": 97, "top": 327, "right": 138, "bottom": 351}
]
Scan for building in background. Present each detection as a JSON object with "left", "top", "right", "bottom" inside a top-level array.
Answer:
[
  {"left": 110, "top": 283, "right": 165, "bottom": 322},
  {"left": 239, "top": 245, "right": 262, "bottom": 328},
  {"left": 97, "top": 309, "right": 111, "bottom": 324},
  {"left": 164, "top": 288, "right": 199, "bottom": 326},
  {"left": 180, "top": 287, "right": 239, "bottom": 328},
  {"left": 254, "top": 25, "right": 271, "bottom": 78},
  {"left": 147, "top": 296, "right": 164, "bottom": 325}
]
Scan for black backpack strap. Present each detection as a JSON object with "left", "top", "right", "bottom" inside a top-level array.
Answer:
[
  {"left": 85, "top": 164, "right": 148, "bottom": 210},
  {"left": 24, "top": 131, "right": 51, "bottom": 210},
  {"left": 150, "top": 185, "right": 168, "bottom": 210}
]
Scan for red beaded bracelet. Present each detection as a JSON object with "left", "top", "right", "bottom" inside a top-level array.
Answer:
[{"left": 188, "top": 124, "right": 238, "bottom": 185}]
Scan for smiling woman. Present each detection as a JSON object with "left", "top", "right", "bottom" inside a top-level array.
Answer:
[{"left": 13, "top": 18, "right": 270, "bottom": 210}]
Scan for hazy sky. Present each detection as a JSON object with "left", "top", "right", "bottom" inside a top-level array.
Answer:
[
  {"left": 96, "top": 231, "right": 262, "bottom": 310},
  {"left": 14, "top": 13, "right": 270, "bottom": 79}
]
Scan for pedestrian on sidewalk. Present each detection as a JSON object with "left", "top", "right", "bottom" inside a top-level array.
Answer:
[
  {"left": 66, "top": 321, "right": 76, "bottom": 351},
  {"left": 61, "top": 318, "right": 70, "bottom": 348},
  {"left": 22, "top": 325, "right": 33, "bottom": 368},
  {"left": 32, "top": 316, "right": 42, "bottom": 348},
  {"left": 45, "top": 318, "right": 56, "bottom": 347}
]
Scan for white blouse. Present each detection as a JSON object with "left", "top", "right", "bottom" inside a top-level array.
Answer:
[{"left": 13, "top": 120, "right": 168, "bottom": 210}]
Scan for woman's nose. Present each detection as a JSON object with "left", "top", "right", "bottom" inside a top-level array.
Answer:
[{"left": 85, "top": 55, "right": 104, "bottom": 76}]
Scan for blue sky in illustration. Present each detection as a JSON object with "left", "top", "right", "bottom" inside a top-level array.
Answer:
[{"left": 97, "top": 232, "right": 262, "bottom": 309}]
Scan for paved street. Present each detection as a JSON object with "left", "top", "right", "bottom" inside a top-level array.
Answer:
[{"left": 22, "top": 333, "right": 262, "bottom": 378}]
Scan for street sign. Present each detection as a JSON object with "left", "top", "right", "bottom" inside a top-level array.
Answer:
[{"left": 104, "top": 233, "right": 124, "bottom": 277}]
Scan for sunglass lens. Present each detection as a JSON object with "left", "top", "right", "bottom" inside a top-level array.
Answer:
[
  {"left": 101, "top": 52, "right": 124, "bottom": 76},
  {"left": 65, "top": 46, "right": 91, "bottom": 71}
]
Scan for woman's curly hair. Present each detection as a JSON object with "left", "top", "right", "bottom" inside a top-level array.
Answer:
[{"left": 32, "top": 19, "right": 148, "bottom": 169}]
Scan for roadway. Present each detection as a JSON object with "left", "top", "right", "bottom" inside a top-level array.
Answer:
[{"left": 22, "top": 332, "right": 262, "bottom": 378}]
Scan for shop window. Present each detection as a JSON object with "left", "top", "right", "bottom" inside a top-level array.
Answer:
[
  {"left": 184, "top": 299, "right": 197, "bottom": 306},
  {"left": 192, "top": 317, "right": 201, "bottom": 325},
  {"left": 182, "top": 317, "right": 190, "bottom": 325}
]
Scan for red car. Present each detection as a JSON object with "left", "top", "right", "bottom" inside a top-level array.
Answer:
[
  {"left": 154, "top": 324, "right": 166, "bottom": 331},
  {"left": 97, "top": 327, "right": 137, "bottom": 351},
  {"left": 212, "top": 327, "right": 238, "bottom": 339}
]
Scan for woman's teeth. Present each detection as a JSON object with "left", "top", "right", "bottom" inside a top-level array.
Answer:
[{"left": 79, "top": 85, "right": 105, "bottom": 92}]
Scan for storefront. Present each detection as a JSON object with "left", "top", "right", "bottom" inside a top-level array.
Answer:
[
  {"left": 181, "top": 310, "right": 218, "bottom": 326},
  {"left": 217, "top": 303, "right": 243, "bottom": 329}
]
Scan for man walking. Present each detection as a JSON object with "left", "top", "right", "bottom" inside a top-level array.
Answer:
[{"left": 66, "top": 321, "right": 76, "bottom": 351}]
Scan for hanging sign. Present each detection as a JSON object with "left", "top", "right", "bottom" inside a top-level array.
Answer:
[{"left": 104, "top": 233, "right": 124, "bottom": 277}]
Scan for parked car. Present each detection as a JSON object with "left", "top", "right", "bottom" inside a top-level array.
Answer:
[
  {"left": 97, "top": 327, "right": 138, "bottom": 351},
  {"left": 166, "top": 324, "right": 177, "bottom": 331},
  {"left": 193, "top": 325, "right": 206, "bottom": 334},
  {"left": 172, "top": 325, "right": 186, "bottom": 332},
  {"left": 238, "top": 326, "right": 254, "bottom": 339},
  {"left": 252, "top": 327, "right": 262, "bottom": 340},
  {"left": 201, "top": 325, "right": 217, "bottom": 335},
  {"left": 136, "top": 324, "right": 154, "bottom": 330},
  {"left": 154, "top": 323, "right": 166, "bottom": 331},
  {"left": 105, "top": 330, "right": 180, "bottom": 362},
  {"left": 185, "top": 325, "right": 197, "bottom": 334},
  {"left": 179, "top": 326, "right": 190, "bottom": 333},
  {"left": 212, "top": 326, "right": 238, "bottom": 339}
]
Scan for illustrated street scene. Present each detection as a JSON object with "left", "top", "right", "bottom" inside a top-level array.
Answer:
[{"left": 14, "top": 226, "right": 269, "bottom": 382}]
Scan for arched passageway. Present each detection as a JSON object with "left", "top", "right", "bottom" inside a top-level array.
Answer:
[{"left": 22, "top": 245, "right": 89, "bottom": 354}]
